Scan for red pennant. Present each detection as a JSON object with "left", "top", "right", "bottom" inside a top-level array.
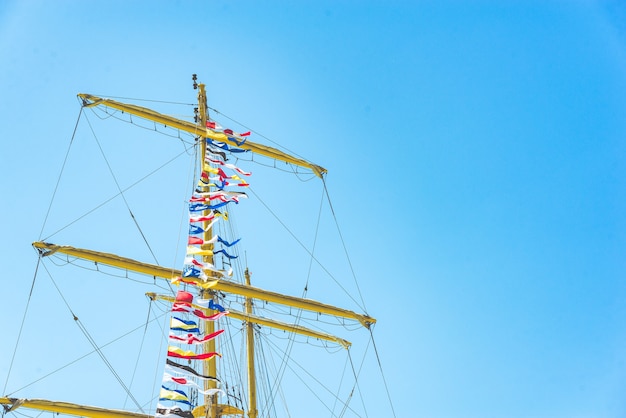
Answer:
[{"left": 175, "top": 290, "right": 193, "bottom": 306}]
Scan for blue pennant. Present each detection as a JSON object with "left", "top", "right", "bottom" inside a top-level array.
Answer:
[
  {"left": 218, "top": 236, "right": 241, "bottom": 247},
  {"left": 214, "top": 249, "right": 238, "bottom": 259}
]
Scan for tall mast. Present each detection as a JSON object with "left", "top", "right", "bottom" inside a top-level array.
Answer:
[
  {"left": 244, "top": 268, "right": 258, "bottom": 418},
  {"left": 195, "top": 78, "right": 219, "bottom": 418},
  {"left": 9, "top": 81, "right": 377, "bottom": 418},
  {"left": 59, "top": 82, "right": 376, "bottom": 417}
]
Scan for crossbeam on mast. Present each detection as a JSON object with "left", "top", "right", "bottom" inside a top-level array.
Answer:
[
  {"left": 33, "top": 241, "right": 376, "bottom": 328},
  {"left": 147, "top": 292, "right": 352, "bottom": 349},
  {"left": 0, "top": 398, "right": 152, "bottom": 418},
  {"left": 77, "top": 93, "right": 327, "bottom": 178}
]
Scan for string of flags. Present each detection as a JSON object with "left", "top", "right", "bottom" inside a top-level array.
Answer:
[
  {"left": 205, "top": 119, "right": 250, "bottom": 148},
  {"left": 172, "top": 139, "right": 251, "bottom": 287},
  {"left": 157, "top": 133, "right": 251, "bottom": 418},
  {"left": 157, "top": 290, "right": 229, "bottom": 415},
  {"left": 165, "top": 359, "right": 220, "bottom": 382}
]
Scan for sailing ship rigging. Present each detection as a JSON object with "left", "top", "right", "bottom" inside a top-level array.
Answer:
[{"left": 2, "top": 76, "right": 382, "bottom": 418}]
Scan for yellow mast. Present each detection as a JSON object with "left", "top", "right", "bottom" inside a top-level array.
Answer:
[
  {"left": 244, "top": 269, "right": 258, "bottom": 418},
  {"left": 20, "top": 82, "right": 375, "bottom": 418},
  {"left": 194, "top": 80, "right": 220, "bottom": 418}
]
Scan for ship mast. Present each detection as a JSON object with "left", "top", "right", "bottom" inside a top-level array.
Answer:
[
  {"left": 34, "top": 80, "right": 376, "bottom": 418},
  {"left": 4, "top": 77, "right": 377, "bottom": 418},
  {"left": 196, "top": 79, "right": 258, "bottom": 418},
  {"left": 194, "top": 79, "right": 220, "bottom": 418},
  {"left": 244, "top": 269, "right": 258, "bottom": 418}
]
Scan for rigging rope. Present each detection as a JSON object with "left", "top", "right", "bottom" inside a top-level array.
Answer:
[
  {"left": 247, "top": 186, "right": 365, "bottom": 311},
  {"left": 206, "top": 106, "right": 310, "bottom": 166},
  {"left": 4, "top": 108, "right": 83, "bottom": 397},
  {"left": 38, "top": 108, "right": 83, "bottom": 241},
  {"left": 2, "top": 257, "right": 41, "bottom": 396},
  {"left": 321, "top": 177, "right": 368, "bottom": 314},
  {"left": 220, "top": 318, "right": 246, "bottom": 411},
  {"left": 149, "top": 299, "right": 169, "bottom": 405},
  {"left": 369, "top": 328, "right": 397, "bottom": 418},
  {"left": 86, "top": 104, "right": 197, "bottom": 149},
  {"left": 83, "top": 112, "right": 159, "bottom": 265},
  {"left": 259, "top": 184, "right": 326, "bottom": 414},
  {"left": 41, "top": 148, "right": 189, "bottom": 242},
  {"left": 254, "top": 331, "right": 277, "bottom": 418},
  {"left": 4, "top": 306, "right": 165, "bottom": 398},
  {"left": 39, "top": 261, "right": 146, "bottom": 413},
  {"left": 89, "top": 95, "right": 195, "bottom": 107},
  {"left": 345, "top": 350, "right": 366, "bottom": 418},
  {"left": 123, "top": 302, "right": 154, "bottom": 410},
  {"left": 259, "top": 334, "right": 363, "bottom": 417}
]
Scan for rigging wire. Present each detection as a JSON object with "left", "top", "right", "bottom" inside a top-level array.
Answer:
[
  {"left": 82, "top": 111, "right": 160, "bottom": 265},
  {"left": 254, "top": 330, "right": 275, "bottom": 418},
  {"left": 38, "top": 108, "right": 83, "bottom": 241},
  {"left": 259, "top": 334, "right": 362, "bottom": 418},
  {"left": 2, "top": 257, "right": 42, "bottom": 396},
  {"left": 259, "top": 185, "right": 327, "bottom": 414},
  {"left": 255, "top": 303, "right": 362, "bottom": 331},
  {"left": 247, "top": 186, "right": 365, "bottom": 311},
  {"left": 218, "top": 317, "right": 246, "bottom": 411},
  {"left": 332, "top": 355, "right": 351, "bottom": 418},
  {"left": 38, "top": 260, "right": 145, "bottom": 413},
  {"left": 149, "top": 299, "right": 171, "bottom": 412},
  {"left": 321, "top": 177, "right": 368, "bottom": 314},
  {"left": 89, "top": 95, "right": 195, "bottom": 107},
  {"left": 170, "top": 141, "right": 200, "bottom": 277},
  {"left": 206, "top": 106, "right": 311, "bottom": 167},
  {"left": 368, "top": 328, "right": 397, "bottom": 418},
  {"left": 82, "top": 101, "right": 197, "bottom": 150},
  {"left": 123, "top": 302, "right": 154, "bottom": 410},
  {"left": 304, "top": 185, "right": 326, "bottom": 292},
  {"left": 344, "top": 349, "right": 366, "bottom": 418},
  {"left": 4, "top": 307, "right": 166, "bottom": 398},
  {"left": 41, "top": 147, "right": 190, "bottom": 242},
  {"left": 4, "top": 262, "right": 169, "bottom": 410}
]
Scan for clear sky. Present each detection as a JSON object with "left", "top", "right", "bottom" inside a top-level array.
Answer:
[{"left": 1, "top": 1, "right": 626, "bottom": 418}]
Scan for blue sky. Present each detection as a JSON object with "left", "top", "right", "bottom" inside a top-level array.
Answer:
[{"left": 1, "top": 1, "right": 626, "bottom": 418}]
